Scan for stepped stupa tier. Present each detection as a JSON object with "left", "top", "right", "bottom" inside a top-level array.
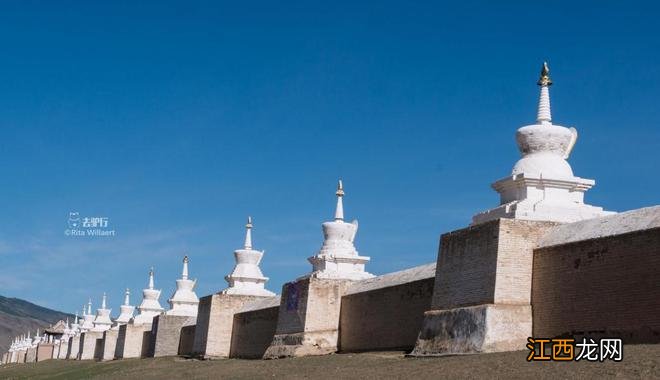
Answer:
[
  {"left": 132, "top": 267, "right": 164, "bottom": 324},
  {"left": 307, "top": 180, "right": 374, "bottom": 280},
  {"left": 80, "top": 300, "right": 95, "bottom": 331},
  {"left": 222, "top": 217, "right": 276, "bottom": 297},
  {"left": 166, "top": 256, "right": 200, "bottom": 316},
  {"left": 473, "top": 63, "right": 614, "bottom": 225},
  {"left": 92, "top": 293, "right": 113, "bottom": 332},
  {"left": 115, "top": 288, "right": 135, "bottom": 325}
]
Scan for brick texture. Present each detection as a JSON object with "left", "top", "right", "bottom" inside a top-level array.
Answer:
[
  {"left": 339, "top": 278, "right": 434, "bottom": 352},
  {"left": 230, "top": 305, "right": 279, "bottom": 358},
  {"left": 432, "top": 219, "right": 556, "bottom": 310},
  {"left": 532, "top": 227, "right": 660, "bottom": 342}
]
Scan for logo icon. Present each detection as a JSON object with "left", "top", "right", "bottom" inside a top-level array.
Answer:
[{"left": 68, "top": 212, "right": 81, "bottom": 229}]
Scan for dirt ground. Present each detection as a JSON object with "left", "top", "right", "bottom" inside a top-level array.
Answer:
[{"left": 1, "top": 345, "right": 658, "bottom": 379}]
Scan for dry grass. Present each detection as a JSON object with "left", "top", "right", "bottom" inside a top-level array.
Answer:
[{"left": 1, "top": 345, "right": 658, "bottom": 379}]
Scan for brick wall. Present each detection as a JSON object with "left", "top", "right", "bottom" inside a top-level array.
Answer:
[
  {"left": 230, "top": 305, "right": 279, "bottom": 358},
  {"left": 432, "top": 219, "right": 556, "bottom": 310},
  {"left": 178, "top": 324, "right": 195, "bottom": 356},
  {"left": 532, "top": 227, "right": 660, "bottom": 342},
  {"left": 339, "top": 278, "right": 434, "bottom": 352},
  {"left": 192, "top": 294, "right": 263, "bottom": 358}
]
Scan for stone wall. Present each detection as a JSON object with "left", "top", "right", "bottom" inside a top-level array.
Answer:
[
  {"left": 178, "top": 324, "right": 196, "bottom": 356},
  {"left": 57, "top": 340, "right": 69, "bottom": 359},
  {"left": 532, "top": 207, "right": 660, "bottom": 342},
  {"left": 36, "top": 343, "right": 54, "bottom": 362},
  {"left": 101, "top": 329, "right": 118, "bottom": 361},
  {"left": 25, "top": 347, "right": 36, "bottom": 363},
  {"left": 192, "top": 293, "right": 269, "bottom": 359},
  {"left": 67, "top": 335, "right": 80, "bottom": 359},
  {"left": 230, "top": 297, "right": 281, "bottom": 358},
  {"left": 339, "top": 264, "right": 435, "bottom": 352},
  {"left": 412, "top": 219, "right": 557, "bottom": 356},
  {"left": 79, "top": 331, "right": 104, "bottom": 360},
  {"left": 264, "top": 277, "right": 352, "bottom": 358},
  {"left": 151, "top": 315, "right": 196, "bottom": 358},
  {"left": 116, "top": 323, "right": 152, "bottom": 359}
]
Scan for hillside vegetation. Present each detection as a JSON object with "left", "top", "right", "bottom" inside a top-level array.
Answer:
[{"left": 0, "top": 296, "right": 73, "bottom": 352}]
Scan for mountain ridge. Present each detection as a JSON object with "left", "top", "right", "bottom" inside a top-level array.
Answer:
[{"left": 0, "top": 295, "right": 73, "bottom": 353}]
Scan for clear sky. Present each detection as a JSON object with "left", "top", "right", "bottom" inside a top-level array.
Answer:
[{"left": 0, "top": 1, "right": 658, "bottom": 314}]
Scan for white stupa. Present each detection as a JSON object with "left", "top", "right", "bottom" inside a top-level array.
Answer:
[
  {"left": 80, "top": 299, "right": 95, "bottom": 331},
  {"left": 22, "top": 332, "right": 31, "bottom": 349},
  {"left": 222, "top": 217, "right": 276, "bottom": 297},
  {"left": 132, "top": 267, "right": 164, "bottom": 325},
  {"left": 71, "top": 311, "right": 80, "bottom": 335},
  {"left": 31, "top": 329, "right": 41, "bottom": 347},
  {"left": 92, "top": 293, "right": 113, "bottom": 332},
  {"left": 307, "top": 180, "right": 374, "bottom": 280},
  {"left": 114, "top": 288, "right": 135, "bottom": 326},
  {"left": 473, "top": 63, "right": 614, "bottom": 225},
  {"left": 166, "top": 256, "right": 200, "bottom": 316}
]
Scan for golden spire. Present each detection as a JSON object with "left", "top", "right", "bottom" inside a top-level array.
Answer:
[{"left": 537, "top": 61, "right": 552, "bottom": 86}]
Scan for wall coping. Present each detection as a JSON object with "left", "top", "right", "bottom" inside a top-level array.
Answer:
[
  {"left": 345, "top": 263, "right": 436, "bottom": 296},
  {"left": 538, "top": 205, "right": 660, "bottom": 248}
]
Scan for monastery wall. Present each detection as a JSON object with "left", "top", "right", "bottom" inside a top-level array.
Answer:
[
  {"left": 412, "top": 219, "right": 556, "bottom": 356},
  {"left": 339, "top": 264, "right": 435, "bottom": 352},
  {"left": 25, "top": 347, "right": 36, "bottom": 363},
  {"left": 178, "top": 324, "right": 196, "bottom": 356},
  {"left": 264, "top": 277, "right": 352, "bottom": 358},
  {"left": 79, "top": 331, "right": 104, "bottom": 360},
  {"left": 192, "top": 293, "right": 267, "bottom": 359},
  {"left": 36, "top": 343, "right": 53, "bottom": 362},
  {"left": 101, "top": 329, "right": 118, "bottom": 361},
  {"left": 151, "top": 315, "right": 196, "bottom": 358},
  {"left": 67, "top": 335, "right": 80, "bottom": 359},
  {"left": 230, "top": 297, "right": 280, "bottom": 359},
  {"left": 115, "top": 323, "right": 152, "bottom": 359},
  {"left": 532, "top": 206, "right": 660, "bottom": 342}
]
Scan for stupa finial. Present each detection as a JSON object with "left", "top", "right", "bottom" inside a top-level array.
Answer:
[
  {"left": 148, "top": 267, "right": 155, "bottom": 289},
  {"left": 334, "top": 179, "right": 344, "bottom": 221},
  {"left": 536, "top": 61, "right": 552, "bottom": 124},
  {"left": 74, "top": 311, "right": 78, "bottom": 324},
  {"left": 102, "top": 292, "right": 107, "bottom": 309},
  {"left": 182, "top": 255, "right": 189, "bottom": 280},
  {"left": 87, "top": 298, "right": 92, "bottom": 315},
  {"left": 244, "top": 216, "right": 253, "bottom": 249},
  {"left": 537, "top": 61, "right": 552, "bottom": 86},
  {"left": 124, "top": 288, "right": 130, "bottom": 305}
]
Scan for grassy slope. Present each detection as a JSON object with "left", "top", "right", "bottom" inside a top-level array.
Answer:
[{"left": 1, "top": 346, "right": 658, "bottom": 380}]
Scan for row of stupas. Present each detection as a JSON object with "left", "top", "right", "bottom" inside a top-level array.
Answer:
[
  {"left": 4, "top": 63, "right": 629, "bottom": 364},
  {"left": 4, "top": 177, "right": 372, "bottom": 357}
]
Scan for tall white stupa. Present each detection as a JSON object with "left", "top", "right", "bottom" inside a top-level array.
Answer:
[
  {"left": 80, "top": 299, "right": 95, "bottom": 331},
  {"left": 114, "top": 288, "right": 135, "bottom": 326},
  {"left": 222, "top": 217, "right": 276, "bottom": 297},
  {"left": 307, "top": 180, "right": 374, "bottom": 280},
  {"left": 132, "top": 267, "right": 164, "bottom": 325},
  {"left": 472, "top": 63, "right": 614, "bottom": 225},
  {"left": 166, "top": 256, "right": 200, "bottom": 316},
  {"left": 92, "top": 293, "right": 113, "bottom": 332}
]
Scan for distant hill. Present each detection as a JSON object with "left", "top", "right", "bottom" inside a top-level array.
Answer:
[{"left": 0, "top": 295, "right": 73, "bottom": 353}]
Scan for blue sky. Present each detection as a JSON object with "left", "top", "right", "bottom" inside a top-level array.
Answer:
[{"left": 0, "top": 1, "right": 658, "bottom": 314}]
